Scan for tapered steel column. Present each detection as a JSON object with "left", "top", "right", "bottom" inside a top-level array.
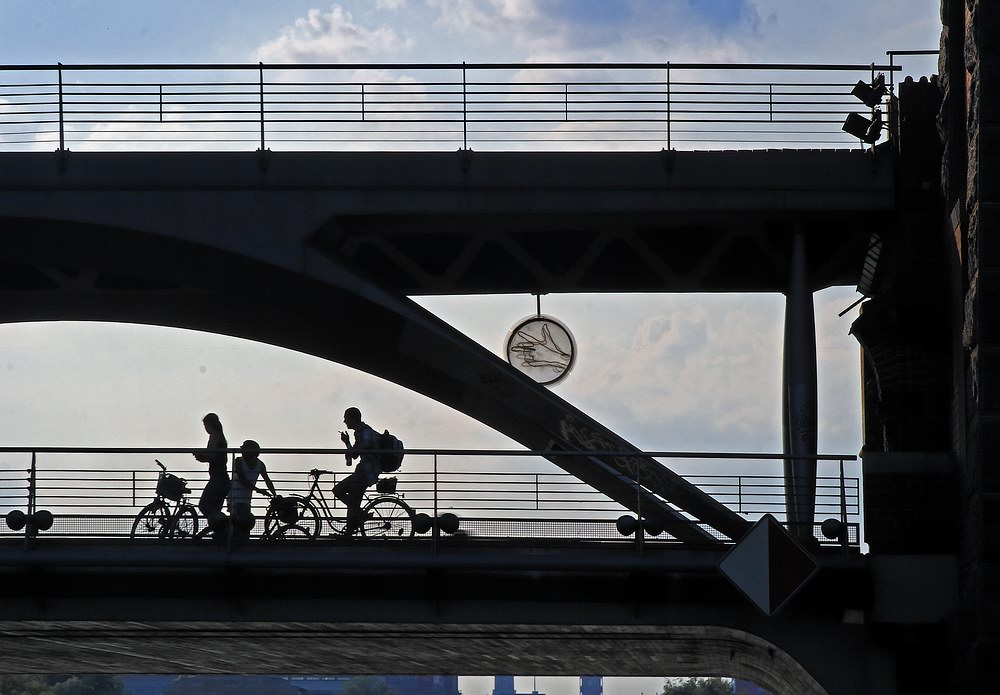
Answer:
[{"left": 783, "top": 229, "right": 818, "bottom": 538}]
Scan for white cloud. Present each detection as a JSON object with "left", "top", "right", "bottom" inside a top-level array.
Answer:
[
  {"left": 574, "top": 301, "right": 783, "bottom": 447},
  {"left": 420, "top": 0, "right": 766, "bottom": 65},
  {"left": 256, "top": 4, "right": 413, "bottom": 63},
  {"left": 376, "top": 0, "right": 407, "bottom": 9},
  {"left": 428, "top": 0, "right": 535, "bottom": 33},
  {"left": 425, "top": 0, "right": 561, "bottom": 59}
]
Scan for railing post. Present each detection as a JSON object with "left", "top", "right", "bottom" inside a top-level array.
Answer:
[
  {"left": 158, "top": 84, "right": 163, "bottom": 123},
  {"left": 564, "top": 83, "right": 569, "bottom": 121},
  {"left": 432, "top": 452, "right": 439, "bottom": 553},
  {"left": 769, "top": 84, "right": 773, "bottom": 122},
  {"left": 839, "top": 458, "right": 849, "bottom": 553},
  {"left": 25, "top": 452, "right": 37, "bottom": 549},
  {"left": 665, "top": 62, "right": 671, "bottom": 150},
  {"left": 227, "top": 450, "right": 235, "bottom": 553},
  {"left": 885, "top": 56, "right": 896, "bottom": 147},
  {"left": 635, "top": 460, "right": 644, "bottom": 557},
  {"left": 132, "top": 470, "right": 136, "bottom": 507},
  {"left": 535, "top": 473, "right": 540, "bottom": 510},
  {"left": 738, "top": 476, "right": 743, "bottom": 514},
  {"left": 361, "top": 83, "right": 366, "bottom": 122},
  {"left": 462, "top": 62, "right": 468, "bottom": 150},
  {"left": 258, "top": 62, "right": 266, "bottom": 151},
  {"left": 57, "top": 63, "right": 65, "bottom": 151}
]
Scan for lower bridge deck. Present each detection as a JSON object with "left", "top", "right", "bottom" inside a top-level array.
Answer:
[{"left": 0, "top": 536, "right": 869, "bottom": 695}]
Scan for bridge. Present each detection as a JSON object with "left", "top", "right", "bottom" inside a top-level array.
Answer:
[
  {"left": 0, "top": 59, "right": 959, "bottom": 693},
  {"left": 0, "top": 448, "right": 867, "bottom": 694}
]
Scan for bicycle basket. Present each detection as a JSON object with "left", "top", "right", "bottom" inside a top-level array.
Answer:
[
  {"left": 156, "top": 473, "right": 189, "bottom": 501},
  {"left": 376, "top": 476, "right": 397, "bottom": 494},
  {"left": 271, "top": 496, "right": 299, "bottom": 524}
]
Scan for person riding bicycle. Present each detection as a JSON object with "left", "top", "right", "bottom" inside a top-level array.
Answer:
[{"left": 333, "top": 407, "right": 380, "bottom": 536}]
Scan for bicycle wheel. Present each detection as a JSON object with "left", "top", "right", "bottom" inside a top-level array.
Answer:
[
  {"left": 263, "top": 495, "right": 320, "bottom": 539},
  {"left": 165, "top": 504, "right": 199, "bottom": 539},
  {"left": 130, "top": 501, "right": 170, "bottom": 539},
  {"left": 274, "top": 523, "right": 314, "bottom": 540},
  {"left": 361, "top": 496, "right": 415, "bottom": 539}
]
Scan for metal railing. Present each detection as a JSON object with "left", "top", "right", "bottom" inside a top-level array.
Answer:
[
  {"left": 0, "top": 446, "right": 860, "bottom": 547},
  {"left": 0, "top": 61, "right": 901, "bottom": 152}
]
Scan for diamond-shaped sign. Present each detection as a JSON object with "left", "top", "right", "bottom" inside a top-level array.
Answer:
[{"left": 718, "top": 514, "right": 819, "bottom": 616}]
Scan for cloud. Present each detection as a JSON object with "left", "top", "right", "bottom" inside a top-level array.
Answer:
[
  {"left": 256, "top": 4, "right": 413, "bottom": 63},
  {"left": 425, "top": 0, "right": 560, "bottom": 58},
  {"left": 428, "top": 0, "right": 541, "bottom": 33},
  {"left": 421, "top": 0, "right": 763, "bottom": 63},
  {"left": 571, "top": 301, "right": 784, "bottom": 449}
]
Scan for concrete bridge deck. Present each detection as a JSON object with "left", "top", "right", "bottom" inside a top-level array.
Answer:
[
  {"left": 1, "top": 148, "right": 892, "bottom": 295},
  {"left": 0, "top": 537, "right": 874, "bottom": 695}
]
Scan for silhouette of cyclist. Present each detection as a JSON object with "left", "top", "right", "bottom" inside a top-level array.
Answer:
[{"left": 333, "top": 407, "right": 380, "bottom": 536}]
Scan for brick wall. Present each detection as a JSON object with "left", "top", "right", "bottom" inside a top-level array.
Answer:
[{"left": 940, "top": 0, "right": 1000, "bottom": 689}]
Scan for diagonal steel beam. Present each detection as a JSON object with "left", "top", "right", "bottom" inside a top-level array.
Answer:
[{"left": 1, "top": 219, "right": 751, "bottom": 543}]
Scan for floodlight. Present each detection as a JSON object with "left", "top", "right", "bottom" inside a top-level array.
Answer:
[
  {"left": 842, "top": 108, "right": 883, "bottom": 144},
  {"left": 851, "top": 73, "right": 887, "bottom": 108},
  {"left": 864, "top": 108, "right": 884, "bottom": 143}
]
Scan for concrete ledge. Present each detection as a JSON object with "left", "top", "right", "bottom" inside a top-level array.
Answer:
[{"left": 860, "top": 450, "right": 956, "bottom": 474}]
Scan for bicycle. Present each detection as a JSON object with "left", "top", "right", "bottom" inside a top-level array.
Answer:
[
  {"left": 262, "top": 468, "right": 415, "bottom": 540},
  {"left": 130, "top": 460, "right": 200, "bottom": 540}
]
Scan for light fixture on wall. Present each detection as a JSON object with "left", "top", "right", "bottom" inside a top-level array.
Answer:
[
  {"left": 850, "top": 73, "right": 887, "bottom": 108},
  {"left": 843, "top": 71, "right": 887, "bottom": 145},
  {"left": 842, "top": 108, "right": 883, "bottom": 144}
]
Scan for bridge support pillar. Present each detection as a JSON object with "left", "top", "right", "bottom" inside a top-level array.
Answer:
[{"left": 783, "top": 228, "right": 818, "bottom": 538}]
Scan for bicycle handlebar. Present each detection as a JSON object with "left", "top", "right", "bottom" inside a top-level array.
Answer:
[{"left": 154, "top": 458, "right": 188, "bottom": 482}]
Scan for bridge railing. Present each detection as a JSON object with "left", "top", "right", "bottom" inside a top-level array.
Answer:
[
  {"left": 0, "top": 447, "right": 860, "bottom": 547},
  {"left": 0, "top": 62, "right": 900, "bottom": 152}
]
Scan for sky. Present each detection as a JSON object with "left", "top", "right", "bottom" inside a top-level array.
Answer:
[{"left": 0, "top": 0, "right": 942, "bottom": 689}]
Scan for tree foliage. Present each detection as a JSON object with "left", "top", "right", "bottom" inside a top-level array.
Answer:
[
  {"left": 0, "top": 675, "right": 54, "bottom": 695},
  {"left": 662, "top": 677, "right": 734, "bottom": 695},
  {"left": 342, "top": 676, "right": 397, "bottom": 695},
  {"left": 52, "top": 676, "right": 126, "bottom": 695},
  {"left": 0, "top": 675, "right": 128, "bottom": 695}
]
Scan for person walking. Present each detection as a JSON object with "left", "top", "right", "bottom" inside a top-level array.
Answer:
[
  {"left": 228, "top": 439, "right": 276, "bottom": 539},
  {"left": 193, "top": 412, "right": 230, "bottom": 518}
]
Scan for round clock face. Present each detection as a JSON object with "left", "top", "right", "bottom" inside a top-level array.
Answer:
[{"left": 504, "top": 315, "right": 576, "bottom": 386}]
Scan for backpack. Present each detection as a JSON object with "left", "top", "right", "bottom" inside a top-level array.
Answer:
[{"left": 379, "top": 429, "right": 404, "bottom": 472}]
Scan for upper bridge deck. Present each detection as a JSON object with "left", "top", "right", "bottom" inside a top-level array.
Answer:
[{"left": 0, "top": 61, "right": 901, "bottom": 296}]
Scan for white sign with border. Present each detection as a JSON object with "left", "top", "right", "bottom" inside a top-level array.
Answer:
[
  {"left": 718, "top": 514, "right": 820, "bottom": 616},
  {"left": 504, "top": 315, "right": 576, "bottom": 386}
]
